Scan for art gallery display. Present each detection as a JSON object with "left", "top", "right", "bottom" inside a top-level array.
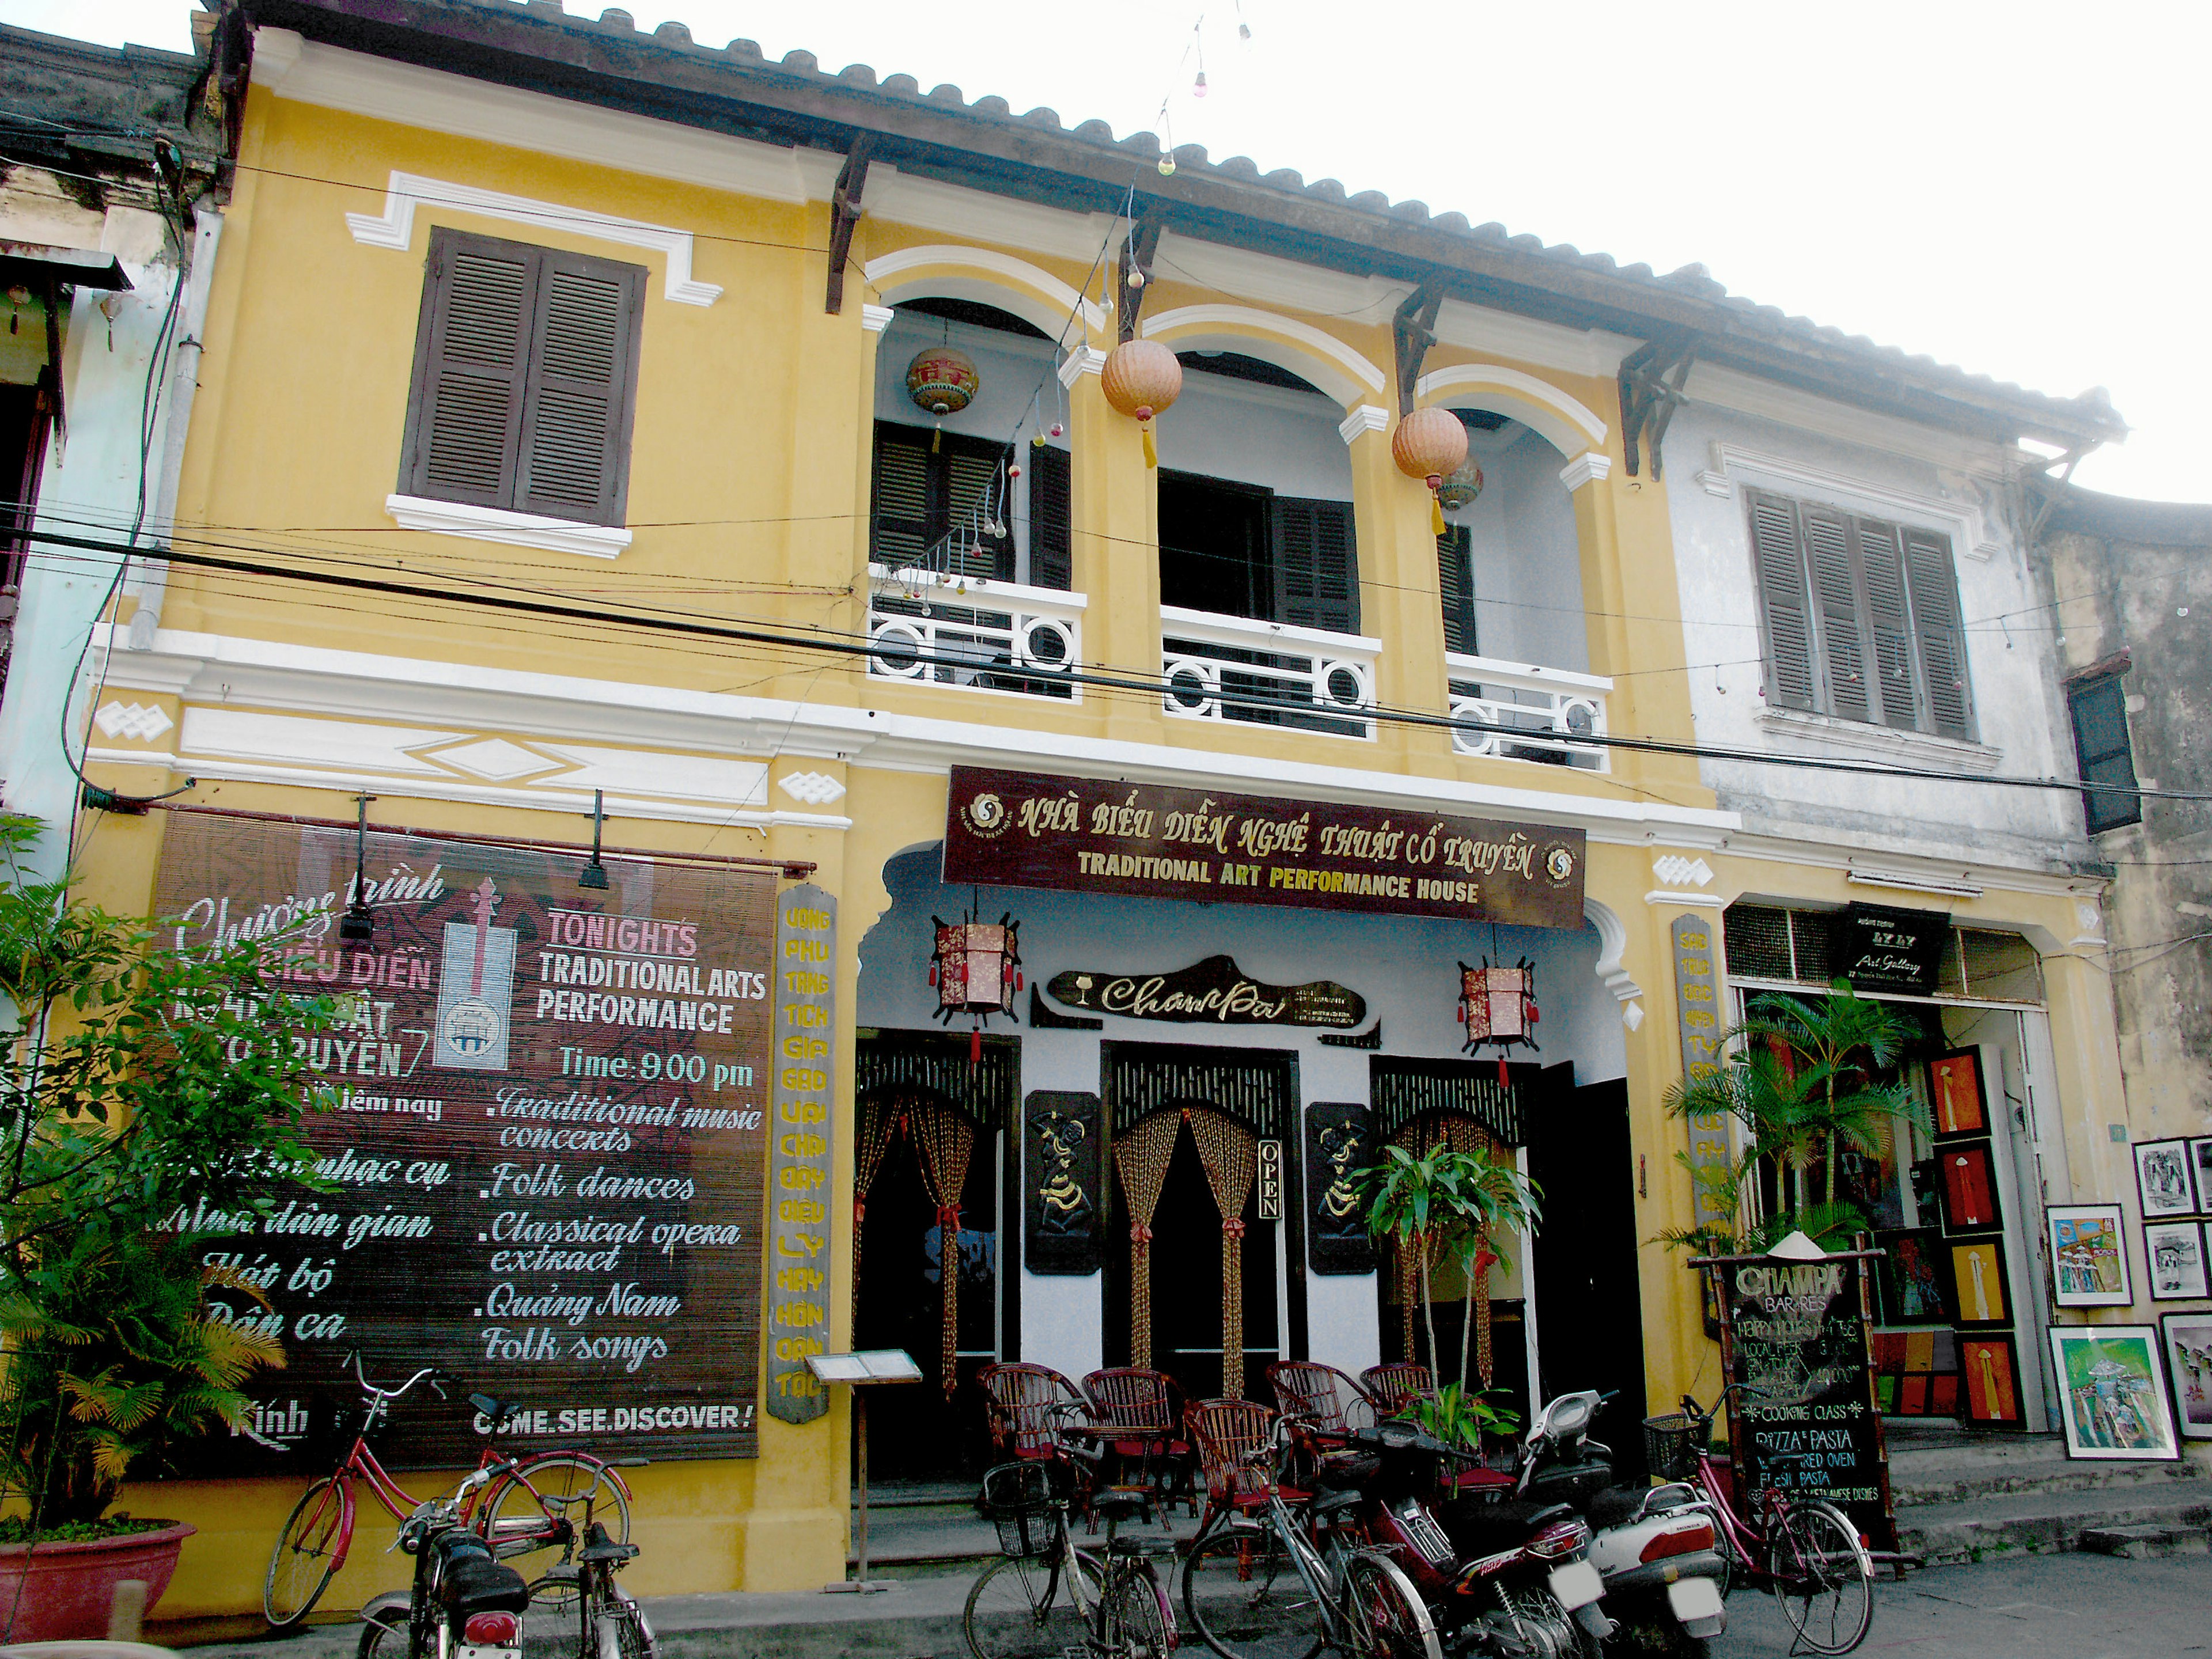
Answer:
[
  {"left": 2135, "top": 1138, "right": 2199, "bottom": 1220},
  {"left": 2048, "top": 1205, "right": 2133, "bottom": 1308},
  {"left": 2145, "top": 1221, "right": 2209, "bottom": 1302},
  {"left": 2048, "top": 1325, "right": 2181, "bottom": 1461},
  {"left": 2160, "top": 1314, "right": 2212, "bottom": 1441}
]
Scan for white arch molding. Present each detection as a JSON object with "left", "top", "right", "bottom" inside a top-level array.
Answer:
[
  {"left": 861, "top": 244, "right": 1105, "bottom": 343},
  {"left": 1585, "top": 896, "right": 1646, "bottom": 1030},
  {"left": 1415, "top": 363, "right": 1609, "bottom": 460},
  {"left": 1140, "top": 302, "right": 1387, "bottom": 407}
]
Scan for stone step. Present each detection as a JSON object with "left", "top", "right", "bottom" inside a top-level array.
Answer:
[
  {"left": 2078, "top": 1522, "right": 2211, "bottom": 1560},
  {"left": 1892, "top": 1450, "right": 2207, "bottom": 1506},
  {"left": 1895, "top": 1478, "right": 2212, "bottom": 1565}
]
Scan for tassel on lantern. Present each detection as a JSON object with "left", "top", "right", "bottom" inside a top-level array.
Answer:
[{"left": 1101, "top": 339, "right": 1183, "bottom": 469}]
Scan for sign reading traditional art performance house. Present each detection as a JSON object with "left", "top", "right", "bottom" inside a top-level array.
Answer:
[
  {"left": 153, "top": 813, "right": 778, "bottom": 1468},
  {"left": 945, "top": 768, "right": 1585, "bottom": 928}
]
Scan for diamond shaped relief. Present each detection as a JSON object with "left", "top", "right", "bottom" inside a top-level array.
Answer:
[
  {"left": 422, "top": 737, "right": 565, "bottom": 782},
  {"left": 1652, "top": 855, "right": 1714, "bottom": 890},
  {"left": 778, "top": 770, "right": 847, "bottom": 806},
  {"left": 94, "top": 701, "right": 174, "bottom": 742}
]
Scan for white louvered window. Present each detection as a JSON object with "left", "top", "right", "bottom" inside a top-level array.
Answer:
[
  {"left": 399, "top": 229, "right": 645, "bottom": 529},
  {"left": 1745, "top": 487, "right": 1974, "bottom": 741}
]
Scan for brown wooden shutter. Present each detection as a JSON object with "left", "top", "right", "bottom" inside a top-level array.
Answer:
[
  {"left": 1802, "top": 503, "right": 1870, "bottom": 722},
  {"left": 1903, "top": 526, "right": 1973, "bottom": 738},
  {"left": 401, "top": 230, "right": 534, "bottom": 509},
  {"left": 870, "top": 423, "right": 934, "bottom": 569},
  {"left": 513, "top": 249, "right": 644, "bottom": 526},
  {"left": 1027, "top": 442, "right": 1071, "bottom": 590},
  {"left": 1745, "top": 489, "right": 1816, "bottom": 710},
  {"left": 1273, "top": 496, "right": 1359, "bottom": 634},
  {"left": 1853, "top": 517, "right": 1920, "bottom": 729},
  {"left": 945, "top": 442, "right": 1013, "bottom": 581},
  {"left": 1437, "top": 525, "right": 1476, "bottom": 656}
]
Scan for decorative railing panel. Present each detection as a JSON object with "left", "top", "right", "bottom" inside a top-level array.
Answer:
[
  {"left": 1445, "top": 651, "right": 1610, "bottom": 771},
  {"left": 1160, "top": 606, "right": 1380, "bottom": 740},
  {"left": 866, "top": 564, "right": 1085, "bottom": 700}
]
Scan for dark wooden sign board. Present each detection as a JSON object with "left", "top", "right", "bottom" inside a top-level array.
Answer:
[
  {"left": 1839, "top": 902, "right": 1949, "bottom": 995},
  {"left": 945, "top": 767, "right": 1586, "bottom": 929},
  {"left": 154, "top": 813, "right": 778, "bottom": 1469},
  {"left": 1046, "top": 954, "right": 1365, "bottom": 1028}
]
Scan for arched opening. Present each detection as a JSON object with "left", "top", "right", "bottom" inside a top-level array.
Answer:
[{"left": 1434, "top": 407, "right": 1588, "bottom": 673}]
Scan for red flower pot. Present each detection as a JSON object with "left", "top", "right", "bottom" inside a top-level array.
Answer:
[{"left": 0, "top": 1521, "right": 195, "bottom": 1642}]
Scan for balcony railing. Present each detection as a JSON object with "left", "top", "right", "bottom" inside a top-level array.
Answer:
[
  {"left": 866, "top": 564, "right": 1085, "bottom": 700},
  {"left": 1160, "top": 607, "right": 1379, "bottom": 740},
  {"left": 1446, "top": 652, "right": 1610, "bottom": 771}
]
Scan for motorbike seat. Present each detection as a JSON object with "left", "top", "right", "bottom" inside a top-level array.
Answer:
[
  {"left": 438, "top": 1548, "right": 531, "bottom": 1616},
  {"left": 1440, "top": 1495, "right": 1578, "bottom": 1560},
  {"left": 1585, "top": 1484, "right": 1648, "bottom": 1530},
  {"left": 1313, "top": 1488, "right": 1366, "bottom": 1518}
]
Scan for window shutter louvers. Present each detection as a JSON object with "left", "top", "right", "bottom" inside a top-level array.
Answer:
[
  {"left": 1027, "top": 443, "right": 1071, "bottom": 590},
  {"left": 1437, "top": 525, "right": 1475, "bottom": 655},
  {"left": 2069, "top": 676, "right": 2141, "bottom": 833},
  {"left": 1747, "top": 489, "right": 1817, "bottom": 710},
  {"left": 513, "top": 255, "right": 643, "bottom": 525},
  {"left": 1802, "top": 503, "right": 1872, "bottom": 724},
  {"left": 945, "top": 445, "right": 1013, "bottom": 581},
  {"left": 1855, "top": 518, "right": 1920, "bottom": 729},
  {"left": 1272, "top": 496, "right": 1359, "bottom": 635},
  {"left": 870, "top": 426, "right": 934, "bottom": 569},
  {"left": 1902, "top": 526, "right": 1972, "bottom": 739},
  {"left": 405, "top": 239, "right": 534, "bottom": 508}
]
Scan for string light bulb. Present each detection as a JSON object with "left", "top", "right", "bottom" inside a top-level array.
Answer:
[
  {"left": 1157, "top": 154, "right": 1177, "bottom": 176},
  {"left": 1193, "top": 70, "right": 1208, "bottom": 97},
  {"left": 1126, "top": 267, "right": 1146, "bottom": 289}
]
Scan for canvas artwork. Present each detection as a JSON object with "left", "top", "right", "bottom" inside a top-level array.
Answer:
[
  {"left": 1939, "top": 1143, "right": 2001, "bottom": 1232},
  {"left": 1949, "top": 1238, "right": 2010, "bottom": 1325},
  {"left": 2145, "top": 1221, "right": 2210, "bottom": 1302},
  {"left": 2048, "top": 1205, "right": 2133, "bottom": 1307},
  {"left": 2050, "top": 1326, "right": 2181, "bottom": 1460},
  {"left": 2161, "top": 1315, "right": 2212, "bottom": 1441},
  {"left": 2193, "top": 1139, "right": 2212, "bottom": 1214},
  {"left": 1960, "top": 1336, "right": 2025, "bottom": 1427},
  {"left": 1927, "top": 1050, "right": 1987, "bottom": 1138},
  {"left": 1876, "top": 1229, "right": 1953, "bottom": 1326},
  {"left": 2135, "top": 1139, "right": 2199, "bottom": 1219}
]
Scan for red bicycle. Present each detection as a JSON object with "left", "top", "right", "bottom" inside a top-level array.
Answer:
[{"left": 263, "top": 1356, "right": 635, "bottom": 1629}]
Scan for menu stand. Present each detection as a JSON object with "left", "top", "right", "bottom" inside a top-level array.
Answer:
[{"left": 808, "top": 1349, "right": 924, "bottom": 1594}]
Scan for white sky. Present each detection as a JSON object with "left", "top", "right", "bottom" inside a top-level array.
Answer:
[{"left": 12, "top": 0, "right": 2207, "bottom": 502}]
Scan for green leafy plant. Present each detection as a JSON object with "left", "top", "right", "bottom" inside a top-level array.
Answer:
[
  {"left": 1411, "top": 1379, "right": 1522, "bottom": 1453},
  {"left": 0, "top": 813, "right": 337, "bottom": 1529}
]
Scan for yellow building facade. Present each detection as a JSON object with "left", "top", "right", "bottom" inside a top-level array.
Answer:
[{"left": 62, "top": 2, "right": 2138, "bottom": 1625}]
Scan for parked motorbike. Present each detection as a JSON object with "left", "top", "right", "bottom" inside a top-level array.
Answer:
[
  {"left": 1501, "top": 1391, "right": 1726, "bottom": 1658},
  {"left": 359, "top": 1462, "right": 532, "bottom": 1659},
  {"left": 1333, "top": 1418, "right": 1613, "bottom": 1659}
]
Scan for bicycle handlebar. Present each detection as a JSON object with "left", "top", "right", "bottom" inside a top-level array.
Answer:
[
  {"left": 1680, "top": 1381, "right": 1771, "bottom": 1423},
  {"left": 348, "top": 1351, "right": 442, "bottom": 1404}
]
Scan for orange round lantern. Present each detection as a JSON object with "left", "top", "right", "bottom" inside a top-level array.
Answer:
[
  {"left": 907, "top": 345, "right": 979, "bottom": 418},
  {"left": 1392, "top": 406, "right": 1470, "bottom": 531},
  {"left": 1100, "top": 338, "right": 1183, "bottom": 466}
]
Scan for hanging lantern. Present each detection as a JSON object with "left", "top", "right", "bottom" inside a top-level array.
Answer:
[
  {"left": 931, "top": 910, "right": 1024, "bottom": 1063},
  {"left": 1100, "top": 338, "right": 1182, "bottom": 467},
  {"left": 908, "top": 344, "right": 979, "bottom": 452},
  {"left": 1437, "top": 454, "right": 1486, "bottom": 513},
  {"left": 1393, "top": 406, "right": 1470, "bottom": 534},
  {"left": 1457, "top": 957, "right": 1540, "bottom": 1086}
]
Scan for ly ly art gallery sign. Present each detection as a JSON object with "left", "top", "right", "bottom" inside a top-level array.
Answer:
[
  {"left": 945, "top": 767, "right": 1586, "bottom": 929},
  {"left": 152, "top": 813, "right": 821, "bottom": 1468}
]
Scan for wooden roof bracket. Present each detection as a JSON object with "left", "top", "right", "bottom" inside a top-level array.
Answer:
[
  {"left": 1392, "top": 279, "right": 1446, "bottom": 418},
  {"left": 1115, "top": 208, "right": 1166, "bottom": 343},
  {"left": 824, "top": 133, "right": 874, "bottom": 315},
  {"left": 1619, "top": 331, "right": 1699, "bottom": 477}
]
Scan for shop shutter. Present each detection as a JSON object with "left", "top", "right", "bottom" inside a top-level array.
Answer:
[
  {"left": 1903, "top": 526, "right": 1973, "bottom": 739},
  {"left": 514, "top": 251, "right": 644, "bottom": 526},
  {"left": 2067, "top": 673, "right": 2141, "bottom": 832},
  {"left": 870, "top": 425, "right": 935, "bottom": 569},
  {"left": 402, "top": 233, "right": 534, "bottom": 509},
  {"left": 1745, "top": 489, "right": 1816, "bottom": 710},
  {"left": 1437, "top": 524, "right": 1476, "bottom": 655},
  {"left": 1273, "top": 495, "right": 1359, "bottom": 635},
  {"left": 1855, "top": 517, "right": 1920, "bottom": 729},
  {"left": 1803, "top": 503, "right": 1870, "bottom": 723},
  {"left": 1027, "top": 442, "right": 1071, "bottom": 590}
]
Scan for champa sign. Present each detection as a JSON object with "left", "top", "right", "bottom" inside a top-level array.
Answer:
[{"left": 1046, "top": 955, "right": 1366, "bottom": 1028}]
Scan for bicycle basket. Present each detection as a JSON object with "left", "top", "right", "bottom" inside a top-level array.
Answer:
[
  {"left": 978, "top": 1460, "right": 1068, "bottom": 1558},
  {"left": 1642, "top": 1413, "right": 1704, "bottom": 1483}
]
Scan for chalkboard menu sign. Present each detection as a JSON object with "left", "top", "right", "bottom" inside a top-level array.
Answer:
[
  {"left": 1838, "top": 902, "right": 1948, "bottom": 994},
  {"left": 1719, "top": 1253, "right": 1893, "bottom": 1549},
  {"left": 155, "top": 814, "right": 778, "bottom": 1469}
]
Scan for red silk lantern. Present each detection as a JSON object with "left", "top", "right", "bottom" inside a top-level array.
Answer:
[
  {"left": 1458, "top": 957, "right": 1540, "bottom": 1086},
  {"left": 1100, "top": 339, "right": 1183, "bottom": 467},
  {"left": 932, "top": 910, "right": 1024, "bottom": 1063},
  {"left": 1393, "top": 406, "right": 1471, "bottom": 533}
]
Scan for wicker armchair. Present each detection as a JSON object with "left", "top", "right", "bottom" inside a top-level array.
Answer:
[
  {"left": 978, "top": 1362, "right": 1086, "bottom": 1463},
  {"left": 1185, "top": 1397, "right": 1280, "bottom": 1528},
  {"left": 1082, "top": 1367, "right": 1196, "bottom": 1516},
  {"left": 1359, "top": 1361, "right": 1435, "bottom": 1418},
  {"left": 1266, "top": 1361, "right": 1377, "bottom": 1442}
]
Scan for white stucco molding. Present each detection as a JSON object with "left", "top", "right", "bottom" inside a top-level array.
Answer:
[
  {"left": 1337, "top": 405, "right": 1390, "bottom": 445},
  {"left": 1141, "top": 303, "right": 1388, "bottom": 405},
  {"left": 1057, "top": 346, "right": 1107, "bottom": 387},
  {"left": 1414, "top": 363, "right": 1610, "bottom": 458},
  {"left": 1585, "top": 897, "right": 1645, "bottom": 1007},
  {"left": 1751, "top": 706, "right": 2003, "bottom": 773},
  {"left": 249, "top": 25, "right": 304, "bottom": 86},
  {"left": 1558, "top": 453, "right": 1613, "bottom": 493},
  {"left": 1702, "top": 441, "right": 2001, "bottom": 562},
  {"left": 859, "top": 304, "right": 895, "bottom": 335},
  {"left": 863, "top": 244, "right": 1105, "bottom": 339},
  {"left": 384, "top": 494, "right": 632, "bottom": 559},
  {"left": 346, "top": 172, "right": 722, "bottom": 305}
]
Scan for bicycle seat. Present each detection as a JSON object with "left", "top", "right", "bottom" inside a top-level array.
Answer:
[
  {"left": 578, "top": 1521, "right": 639, "bottom": 1565},
  {"left": 471, "top": 1392, "right": 521, "bottom": 1427},
  {"left": 1313, "top": 1488, "right": 1366, "bottom": 1518},
  {"left": 1090, "top": 1488, "right": 1151, "bottom": 1522}
]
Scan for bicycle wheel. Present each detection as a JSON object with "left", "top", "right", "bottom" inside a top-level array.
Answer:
[
  {"left": 965, "top": 1548, "right": 1104, "bottom": 1659},
  {"left": 521, "top": 1576, "right": 589, "bottom": 1659},
  {"left": 356, "top": 1612, "right": 410, "bottom": 1659},
  {"left": 483, "top": 1455, "right": 631, "bottom": 1582},
  {"left": 265, "top": 1475, "right": 351, "bottom": 1627},
  {"left": 1336, "top": 1553, "right": 1442, "bottom": 1659},
  {"left": 596, "top": 1588, "right": 656, "bottom": 1659},
  {"left": 1108, "top": 1558, "right": 1177, "bottom": 1659},
  {"left": 1767, "top": 1501, "right": 1873, "bottom": 1656},
  {"left": 1182, "top": 1522, "right": 1324, "bottom": 1659}
]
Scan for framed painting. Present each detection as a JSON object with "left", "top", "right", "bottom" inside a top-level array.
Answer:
[
  {"left": 2146, "top": 1221, "right": 2210, "bottom": 1302},
  {"left": 1960, "top": 1335, "right": 2026, "bottom": 1428},
  {"left": 2160, "top": 1313, "right": 2212, "bottom": 1440},
  {"left": 2048, "top": 1325, "right": 2181, "bottom": 1460},
  {"left": 1874, "top": 1228, "right": 1953, "bottom": 1326},
  {"left": 1938, "top": 1142, "right": 2001, "bottom": 1233},
  {"left": 2135, "top": 1138, "right": 2198, "bottom": 1220},
  {"left": 2193, "top": 1139, "right": 2212, "bottom": 1214},
  {"left": 2048, "top": 1204, "right": 2132, "bottom": 1306},
  {"left": 1926, "top": 1049, "right": 1987, "bottom": 1138},
  {"left": 1948, "top": 1237, "right": 2010, "bottom": 1326}
]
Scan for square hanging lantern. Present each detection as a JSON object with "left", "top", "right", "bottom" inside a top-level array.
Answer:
[
  {"left": 1458, "top": 958, "right": 1540, "bottom": 1081},
  {"left": 932, "top": 911, "right": 1023, "bottom": 1060}
]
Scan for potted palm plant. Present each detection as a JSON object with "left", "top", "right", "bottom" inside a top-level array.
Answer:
[{"left": 0, "top": 813, "right": 335, "bottom": 1641}]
